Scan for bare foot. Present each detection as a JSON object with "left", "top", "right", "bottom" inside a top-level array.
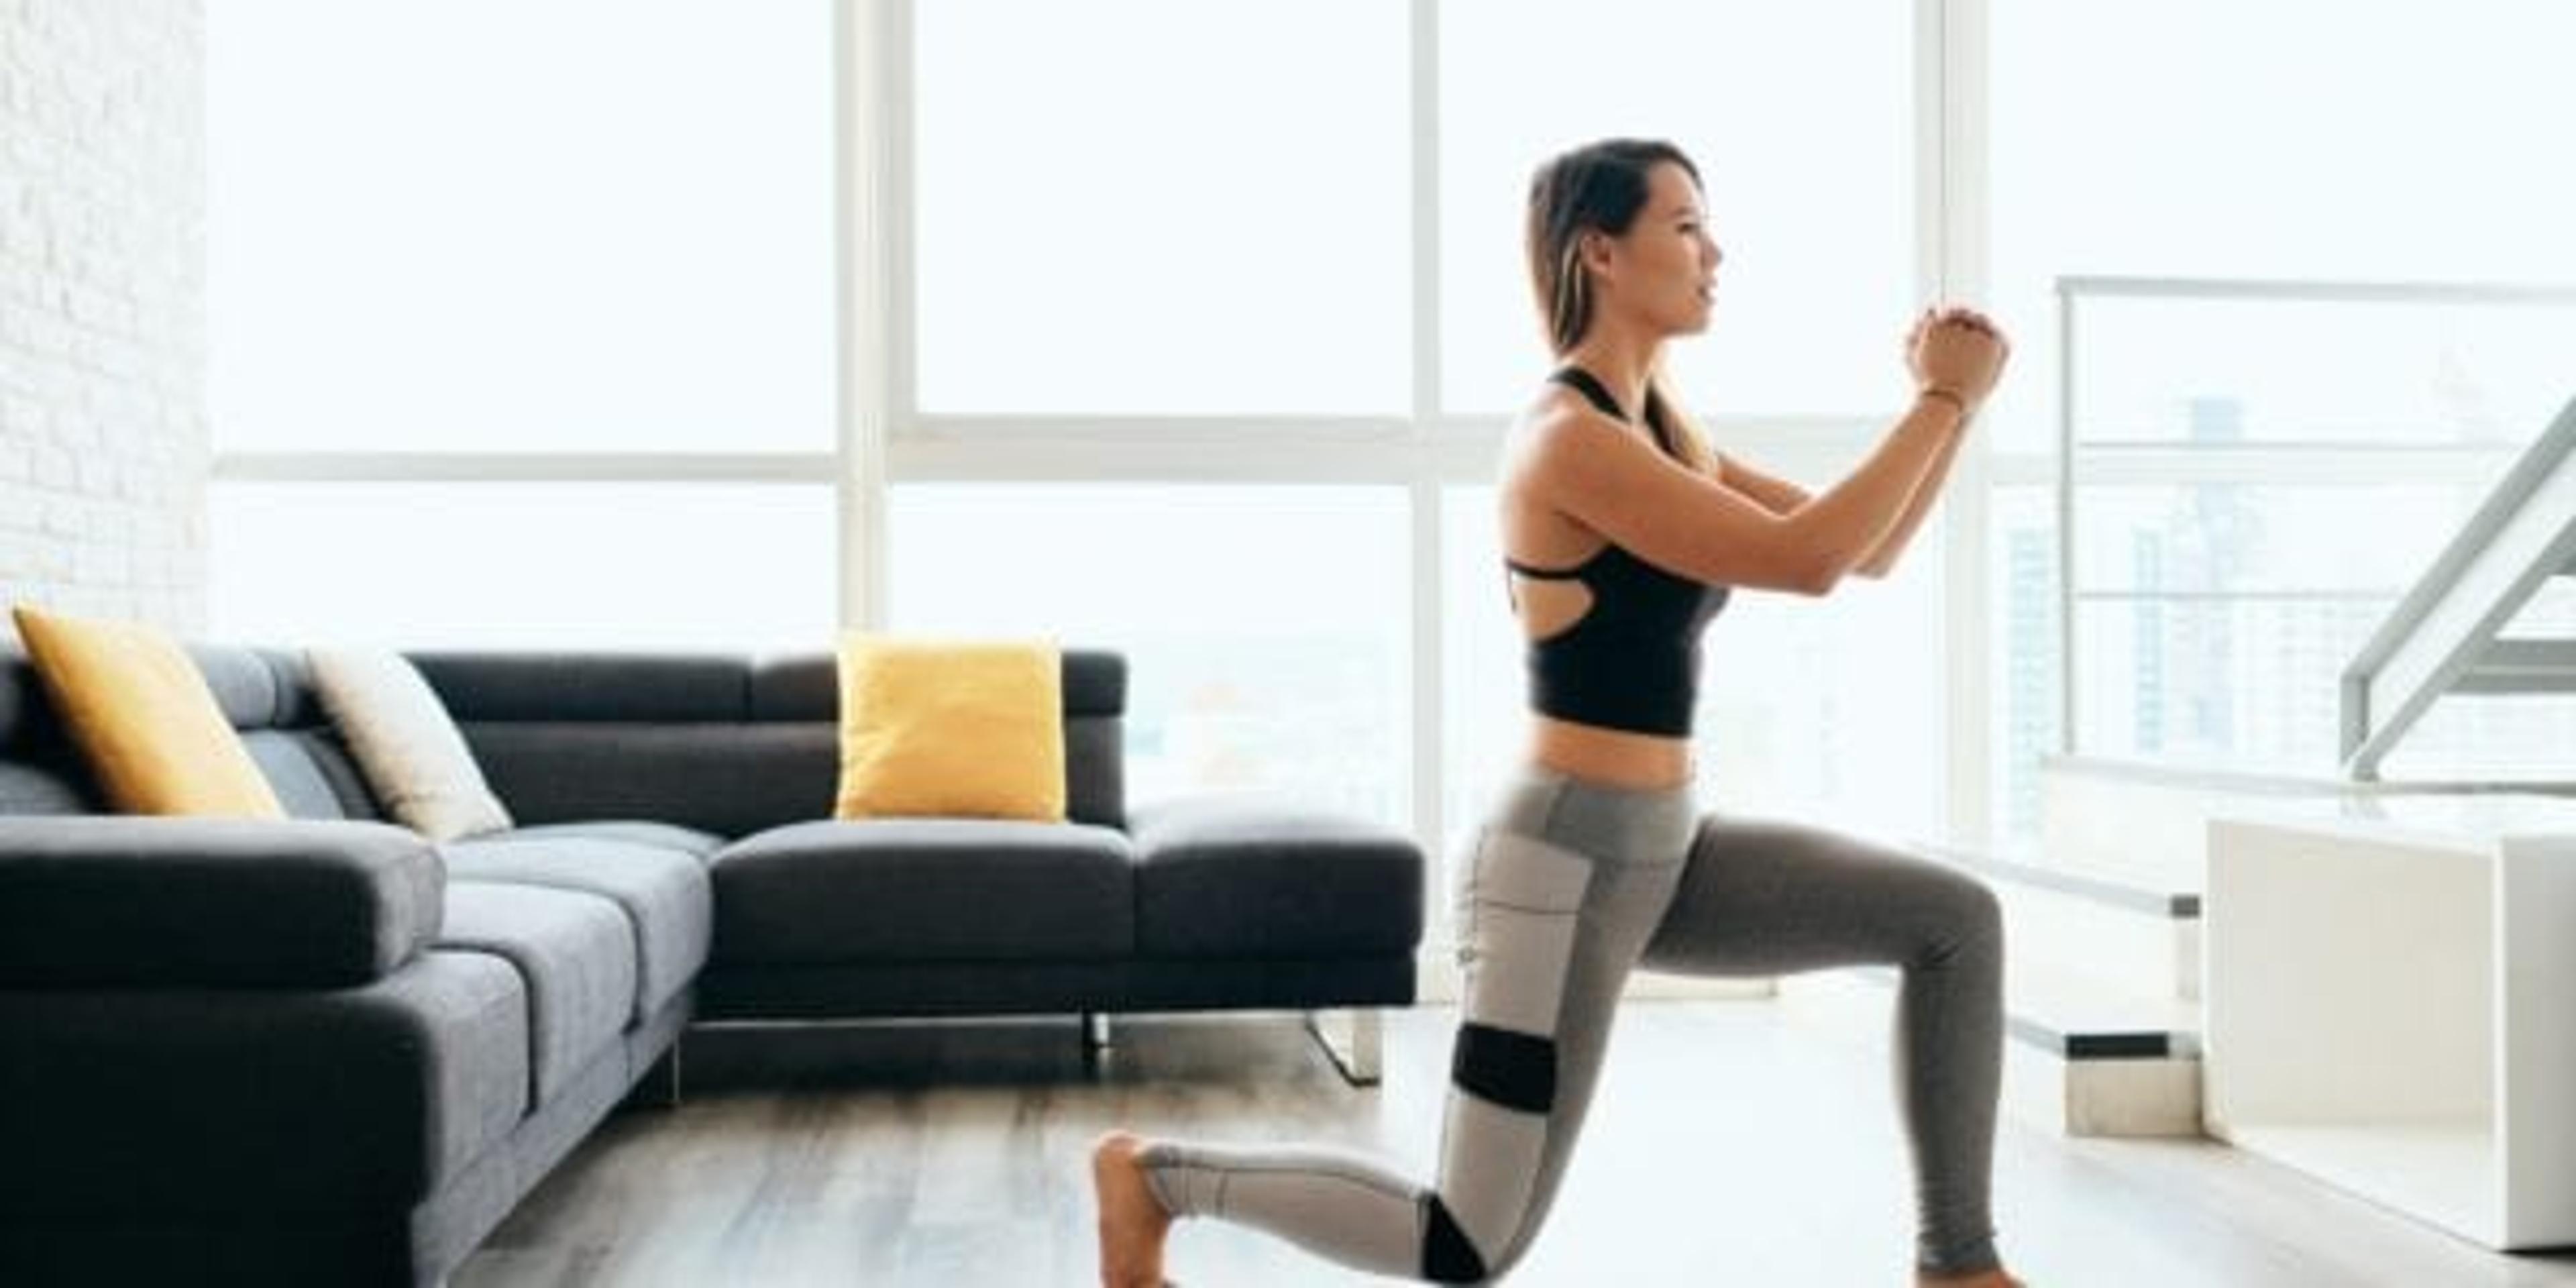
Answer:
[
  {"left": 1091, "top": 1130, "right": 1174, "bottom": 1288},
  {"left": 1918, "top": 1270, "right": 2025, "bottom": 1287}
]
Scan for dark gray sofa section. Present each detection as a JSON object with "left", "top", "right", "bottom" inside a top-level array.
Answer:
[
  {"left": 0, "top": 641, "right": 1424, "bottom": 1286},
  {"left": 0, "top": 643, "right": 713, "bottom": 1286}
]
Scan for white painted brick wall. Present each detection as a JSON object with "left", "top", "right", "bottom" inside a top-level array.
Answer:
[{"left": 0, "top": 1, "right": 206, "bottom": 637}]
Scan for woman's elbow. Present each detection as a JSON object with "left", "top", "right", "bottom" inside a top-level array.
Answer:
[
  {"left": 1784, "top": 551, "right": 1846, "bottom": 596},
  {"left": 1764, "top": 520, "right": 1860, "bottom": 596}
]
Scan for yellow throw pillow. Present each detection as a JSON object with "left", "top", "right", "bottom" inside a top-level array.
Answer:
[
  {"left": 835, "top": 634, "right": 1066, "bottom": 822},
  {"left": 11, "top": 604, "right": 286, "bottom": 819}
]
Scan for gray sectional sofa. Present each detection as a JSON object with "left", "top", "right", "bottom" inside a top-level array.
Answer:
[{"left": 0, "top": 643, "right": 1424, "bottom": 1286}]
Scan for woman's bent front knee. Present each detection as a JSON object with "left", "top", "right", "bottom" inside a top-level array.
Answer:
[{"left": 1913, "top": 865, "right": 2004, "bottom": 967}]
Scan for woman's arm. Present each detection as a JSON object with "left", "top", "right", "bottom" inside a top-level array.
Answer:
[
  {"left": 1529, "top": 392, "right": 1966, "bottom": 596},
  {"left": 1711, "top": 453, "right": 1809, "bottom": 517},
  {"left": 1849, "top": 416, "right": 1966, "bottom": 578},
  {"left": 1846, "top": 307, "right": 2006, "bottom": 577},
  {"left": 1532, "top": 315, "right": 2000, "bottom": 596},
  {"left": 1702, "top": 383, "right": 1970, "bottom": 581},
  {"left": 1711, "top": 413, "right": 1960, "bottom": 579}
]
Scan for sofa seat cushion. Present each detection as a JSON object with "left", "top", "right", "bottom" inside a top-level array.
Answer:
[
  {"left": 441, "top": 837, "right": 710, "bottom": 1024},
  {"left": 1128, "top": 796, "right": 1425, "bottom": 959},
  {"left": 489, "top": 820, "right": 726, "bottom": 862},
  {"left": 438, "top": 883, "right": 637, "bottom": 1104},
  {"left": 709, "top": 819, "right": 1134, "bottom": 964}
]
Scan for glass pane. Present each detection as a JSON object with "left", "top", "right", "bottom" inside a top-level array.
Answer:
[
  {"left": 1444, "top": 474, "right": 1943, "bottom": 851},
  {"left": 913, "top": 1, "right": 1408, "bottom": 415},
  {"left": 1990, "top": 486, "right": 2062, "bottom": 847},
  {"left": 2384, "top": 695, "right": 2576, "bottom": 782},
  {"left": 1440, "top": 0, "right": 1913, "bottom": 416},
  {"left": 2391, "top": 580, "right": 2576, "bottom": 780},
  {"left": 2071, "top": 482, "right": 2506, "bottom": 596},
  {"left": 209, "top": 1, "right": 835, "bottom": 452},
  {"left": 1988, "top": 0, "right": 2576, "bottom": 454},
  {"left": 2501, "top": 578, "right": 2576, "bottom": 641},
  {"left": 2072, "top": 596, "right": 2396, "bottom": 771},
  {"left": 887, "top": 485, "right": 1410, "bottom": 827},
  {"left": 210, "top": 483, "right": 835, "bottom": 649},
  {"left": 1702, "top": 533, "right": 1945, "bottom": 840},
  {"left": 2069, "top": 297, "right": 2576, "bottom": 447}
]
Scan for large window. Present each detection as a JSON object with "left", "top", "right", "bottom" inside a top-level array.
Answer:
[
  {"left": 203, "top": 2, "right": 2576, "bottom": 881},
  {"left": 210, "top": 2, "right": 835, "bottom": 454},
  {"left": 213, "top": 484, "right": 835, "bottom": 649},
  {"left": 1986, "top": 0, "right": 2576, "bottom": 839},
  {"left": 912, "top": 0, "right": 1409, "bottom": 417},
  {"left": 208, "top": 1, "right": 836, "bottom": 643},
  {"left": 1987, "top": 0, "right": 2576, "bottom": 454}
]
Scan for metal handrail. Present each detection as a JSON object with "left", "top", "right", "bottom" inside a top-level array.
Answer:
[{"left": 2339, "top": 394, "right": 2576, "bottom": 777}]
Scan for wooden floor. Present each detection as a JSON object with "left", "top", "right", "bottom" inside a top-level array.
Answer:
[{"left": 456, "top": 1000, "right": 2576, "bottom": 1287}]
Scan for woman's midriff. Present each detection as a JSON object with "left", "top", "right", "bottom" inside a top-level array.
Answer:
[{"left": 1526, "top": 713, "right": 1695, "bottom": 791}]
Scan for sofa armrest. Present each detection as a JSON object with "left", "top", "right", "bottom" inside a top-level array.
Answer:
[{"left": 0, "top": 817, "right": 444, "bottom": 987}]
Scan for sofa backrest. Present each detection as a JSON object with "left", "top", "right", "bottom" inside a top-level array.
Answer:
[
  {"left": 0, "top": 643, "right": 1128, "bottom": 835},
  {"left": 413, "top": 651, "right": 1127, "bottom": 835},
  {"left": 0, "top": 643, "right": 380, "bottom": 820},
  {"left": 0, "top": 646, "right": 92, "bottom": 815}
]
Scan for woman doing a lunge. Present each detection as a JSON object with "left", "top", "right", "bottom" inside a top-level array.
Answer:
[{"left": 1093, "top": 136, "right": 2021, "bottom": 1287}]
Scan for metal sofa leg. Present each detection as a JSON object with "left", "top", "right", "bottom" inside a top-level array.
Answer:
[
  {"left": 1081, "top": 1011, "right": 1112, "bottom": 1063},
  {"left": 1305, "top": 1008, "right": 1383, "bottom": 1086},
  {"left": 627, "top": 1039, "right": 683, "bottom": 1110}
]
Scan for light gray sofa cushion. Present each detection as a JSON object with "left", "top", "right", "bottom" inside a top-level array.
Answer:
[
  {"left": 439, "top": 883, "right": 637, "bottom": 1104},
  {"left": 441, "top": 835, "right": 712, "bottom": 1024}
]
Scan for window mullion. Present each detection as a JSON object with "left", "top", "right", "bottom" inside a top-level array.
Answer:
[
  {"left": 1936, "top": 0, "right": 1995, "bottom": 849},
  {"left": 1409, "top": 0, "right": 1448, "bottom": 928}
]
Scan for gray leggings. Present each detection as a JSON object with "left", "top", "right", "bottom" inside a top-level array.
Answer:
[{"left": 1139, "top": 766, "right": 2006, "bottom": 1282}]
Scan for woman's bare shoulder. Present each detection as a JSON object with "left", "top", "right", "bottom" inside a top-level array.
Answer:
[
  {"left": 1507, "top": 388, "right": 1676, "bottom": 513},
  {"left": 1505, "top": 384, "right": 1622, "bottom": 474}
]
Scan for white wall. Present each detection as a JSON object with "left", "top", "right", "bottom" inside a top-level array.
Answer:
[{"left": 0, "top": 0, "right": 207, "bottom": 633}]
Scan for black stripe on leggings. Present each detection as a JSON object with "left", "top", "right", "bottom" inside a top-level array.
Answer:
[
  {"left": 1422, "top": 1192, "right": 1489, "bottom": 1283},
  {"left": 1451, "top": 1022, "right": 1556, "bottom": 1114}
]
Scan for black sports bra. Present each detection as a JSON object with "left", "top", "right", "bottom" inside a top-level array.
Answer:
[{"left": 1505, "top": 367, "right": 1731, "bottom": 737}]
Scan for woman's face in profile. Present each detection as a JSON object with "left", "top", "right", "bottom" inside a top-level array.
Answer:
[{"left": 1603, "top": 162, "right": 1723, "bottom": 336}]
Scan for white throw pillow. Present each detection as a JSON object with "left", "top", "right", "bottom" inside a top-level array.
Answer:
[{"left": 307, "top": 647, "right": 513, "bottom": 842}]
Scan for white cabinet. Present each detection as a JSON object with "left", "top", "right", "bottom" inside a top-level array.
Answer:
[{"left": 2203, "top": 796, "right": 2576, "bottom": 1250}]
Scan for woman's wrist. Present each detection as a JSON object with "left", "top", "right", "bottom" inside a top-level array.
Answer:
[{"left": 1916, "top": 384, "right": 1972, "bottom": 421}]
